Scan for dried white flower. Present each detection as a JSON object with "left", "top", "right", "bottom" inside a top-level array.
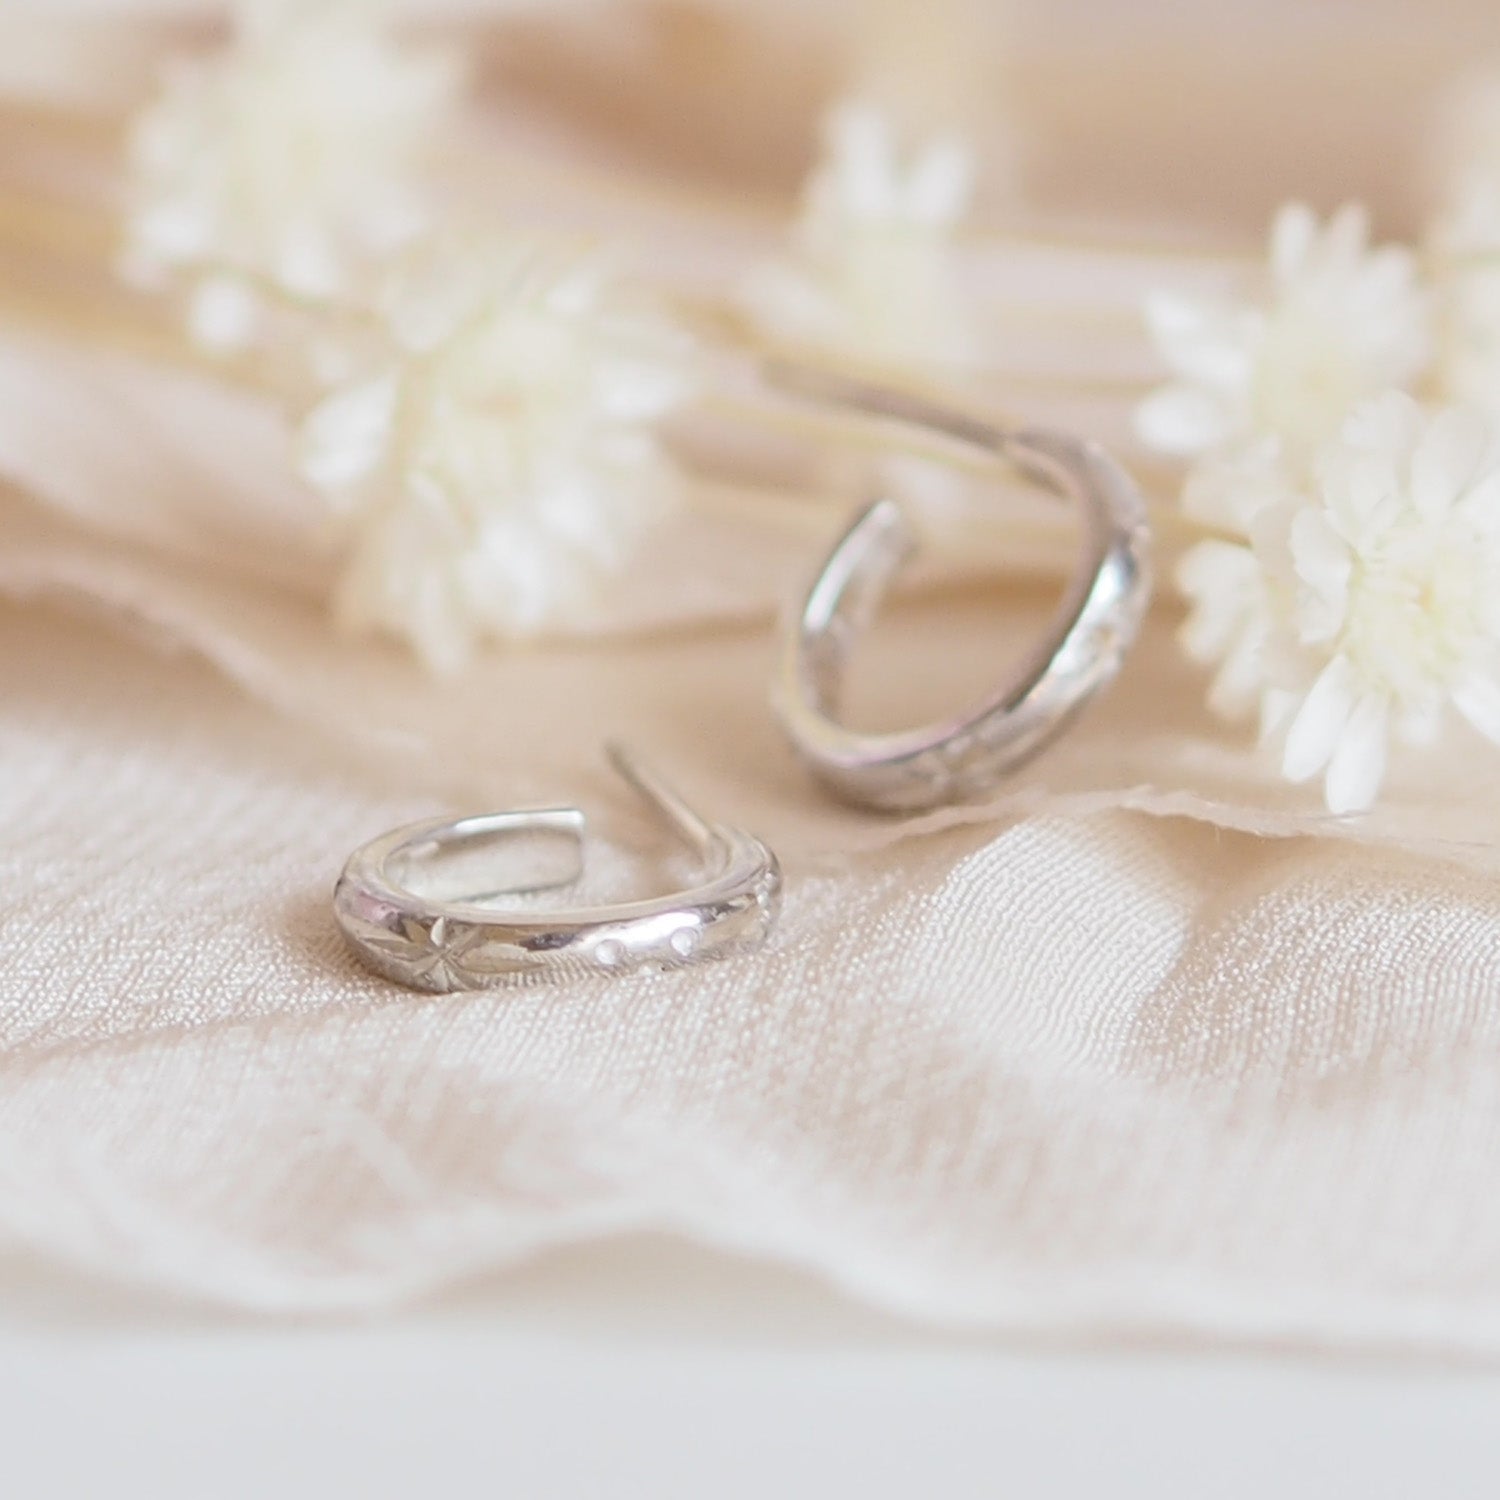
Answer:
[
  {"left": 1139, "top": 204, "right": 1431, "bottom": 467},
  {"left": 299, "top": 239, "right": 692, "bottom": 673},
  {"left": 741, "top": 100, "right": 977, "bottom": 368},
  {"left": 121, "top": 0, "right": 461, "bottom": 351},
  {"left": 1178, "top": 393, "right": 1500, "bottom": 814}
]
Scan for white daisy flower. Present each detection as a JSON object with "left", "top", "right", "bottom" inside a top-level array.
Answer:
[
  {"left": 1178, "top": 392, "right": 1500, "bottom": 814},
  {"left": 298, "top": 238, "right": 692, "bottom": 673},
  {"left": 1138, "top": 204, "right": 1431, "bottom": 468},
  {"left": 121, "top": 0, "right": 461, "bottom": 352},
  {"left": 741, "top": 99, "right": 977, "bottom": 368}
]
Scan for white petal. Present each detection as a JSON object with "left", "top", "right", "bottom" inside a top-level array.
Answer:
[
  {"left": 299, "top": 374, "right": 399, "bottom": 493},
  {"left": 1185, "top": 439, "right": 1291, "bottom": 532},
  {"left": 274, "top": 223, "right": 345, "bottom": 299},
  {"left": 1396, "top": 696, "right": 1444, "bottom": 746},
  {"left": 740, "top": 263, "right": 837, "bottom": 341},
  {"left": 1182, "top": 600, "right": 1242, "bottom": 666},
  {"left": 1207, "top": 630, "right": 1268, "bottom": 720},
  {"left": 1282, "top": 654, "right": 1357, "bottom": 782},
  {"left": 1339, "top": 389, "right": 1422, "bottom": 459},
  {"left": 1143, "top": 291, "right": 1202, "bottom": 347},
  {"left": 385, "top": 258, "right": 482, "bottom": 352},
  {"left": 188, "top": 274, "right": 260, "bottom": 352},
  {"left": 1178, "top": 533, "right": 1261, "bottom": 588},
  {"left": 825, "top": 102, "right": 886, "bottom": 165},
  {"left": 546, "top": 258, "right": 611, "bottom": 319},
  {"left": 336, "top": 497, "right": 477, "bottom": 673},
  {"left": 1453, "top": 669, "right": 1500, "bottom": 745},
  {"left": 1352, "top": 247, "right": 1423, "bottom": 332},
  {"left": 906, "top": 138, "right": 975, "bottom": 226},
  {"left": 1410, "top": 405, "right": 1489, "bottom": 521},
  {"left": 131, "top": 197, "right": 213, "bottom": 265},
  {"left": 1319, "top": 203, "right": 1372, "bottom": 273},
  {"left": 1456, "top": 468, "right": 1500, "bottom": 527},
  {"left": 1289, "top": 505, "right": 1351, "bottom": 589},
  {"left": 1247, "top": 497, "right": 1304, "bottom": 590},
  {"left": 1260, "top": 686, "right": 1300, "bottom": 741},
  {"left": 1319, "top": 433, "right": 1399, "bottom": 541},
  {"left": 1323, "top": 693, "right": 1388, "bottom": 815},
  {"left": 595, "top": 360, "right": 688, "bottom": 422},
  {"left": 1269, "top": 202, "right": 1319, "bottom": 285},
  {"left": 1144, "top": 293, "right": 1252, "bottom": 386},
  {"left": 1288, "top": 507, "right": 1351, "bottom": 641},
  {"left": 1135, "top": 386, "right": 1234, "bottom": 456},
  {"left": 826, "top": 105, "right": 896, "bottom": 220},
  {"left": 1178, "top": 602, "right": 1235, "bottom": 667}
]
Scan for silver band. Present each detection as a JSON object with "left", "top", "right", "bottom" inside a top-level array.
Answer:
[
  {"left": 335, "top": 746, "right": 781, "bottom": 991},
  {"left": 771, "top": 367, "right": 1152, "bottom": 813}
]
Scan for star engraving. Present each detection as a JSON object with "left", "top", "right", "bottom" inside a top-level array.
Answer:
[{"left": 362, "top": 914, "right": 493, "bottom": 990}]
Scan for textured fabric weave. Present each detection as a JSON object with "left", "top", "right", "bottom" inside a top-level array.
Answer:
[
  {"left": 4, "top": 590, "right": 1500, "bottom": 1352},
  {"left": 4, "top": 0, "right": 1500, "bottom": 1357}
]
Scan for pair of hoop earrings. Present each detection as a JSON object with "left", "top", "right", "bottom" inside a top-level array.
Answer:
[{"left": 336, "top": 369, "right": 1152, "bottom": 993}]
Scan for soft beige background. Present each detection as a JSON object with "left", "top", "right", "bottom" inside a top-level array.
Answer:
[{"left": 2, "top": 0, "right": 1500, "bottom": 1365}]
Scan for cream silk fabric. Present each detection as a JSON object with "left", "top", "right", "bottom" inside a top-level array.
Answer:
[
  {"left": 9, "top": 587, "right": 1500, "bottom": 1350},
  {"left": 4, "top": 1, "right": 1500, "bottom": 1353}
]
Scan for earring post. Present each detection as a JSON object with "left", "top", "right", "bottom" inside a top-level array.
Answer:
[
  {"left": 604, "top": 742, "right": 717, "bottom": 857},
  {"left": 760, "top": 357, "right": 1010, "bottom": 454}
]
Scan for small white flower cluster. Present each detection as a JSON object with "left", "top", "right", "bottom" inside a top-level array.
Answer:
[
  {"left": 1139, "top": 205, "right": 1431, "bottom": 466},
  {"left": 1141, "top": 201, "right": 1500, "bottom": 813},
  {"left": 741, "top": 100, "right": 977, "bottom": 369},
  {"left": 120, "top": 0, "right": 695, "bottom": 670},
  {"left": 121, "top": 0, "right": 460, "bottom": 352},
  {"left": 299, "top": 240, "right": 692, "bottom": 673}
]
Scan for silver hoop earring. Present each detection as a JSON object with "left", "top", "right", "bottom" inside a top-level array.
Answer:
[
  {"left": 335, "top": 745, "right": 781, "bottom": 992},
  {"left": 771, "top": 367, "right": 1152, "bottom": 813}
]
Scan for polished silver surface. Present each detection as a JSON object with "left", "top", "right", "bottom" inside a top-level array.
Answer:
[
  {"left": 771, "top": 366, "right": 1153, "bottom": 813},
  {"left": 335, "top": 746, "right": 781, "bottom": 992}
]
